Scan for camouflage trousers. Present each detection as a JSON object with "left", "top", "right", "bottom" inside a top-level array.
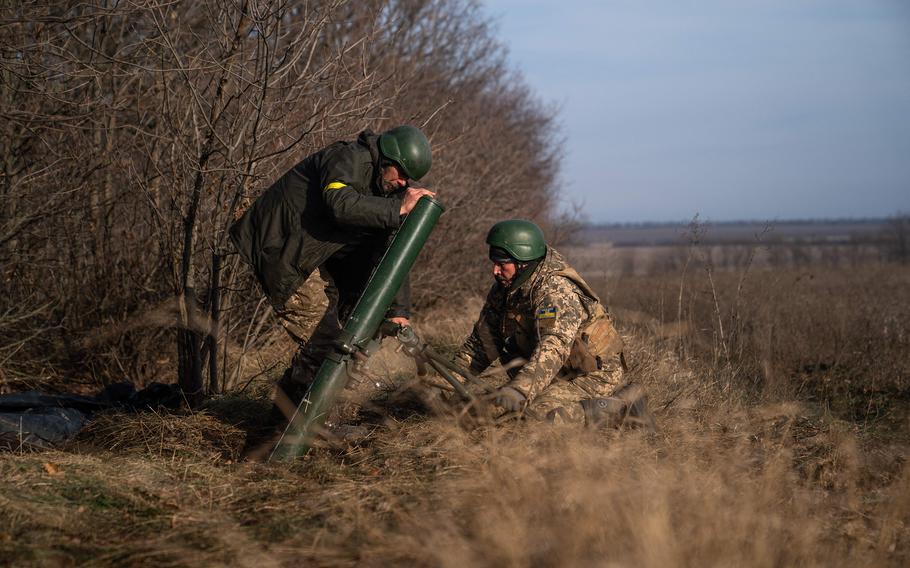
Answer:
[
  {"left": 446, "top": 356, "right": 625, "bottom": 426},
  {"left": 271, "top": 269, "right": 379, "bottom": 423},
  {"left": 530, "top": 365, "right": 625, "bottom": 426}
]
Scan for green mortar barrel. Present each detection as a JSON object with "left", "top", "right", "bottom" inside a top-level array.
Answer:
[{"left": 270, "top": 196, "right": 445, "bottom": 460}]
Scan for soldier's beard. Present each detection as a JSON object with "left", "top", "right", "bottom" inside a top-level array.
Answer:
[
  {"left": 382, "top": 179, "right": 411, "bottom": 196},
  {"left": 378, "top": 162, "right": 408, "bottom": 195},
  {"left": 496, "top": 260, "right": 539, "bottom": 289},
  {"left": 495, "top": 263, "right": 528, "bottom": 288}
]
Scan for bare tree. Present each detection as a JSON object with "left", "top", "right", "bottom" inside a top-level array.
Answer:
[{"left": 0, "top": 0, "right": 565, "bottom": 397}]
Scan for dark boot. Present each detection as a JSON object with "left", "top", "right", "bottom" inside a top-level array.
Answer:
[
  {"left": 268, "top": 362, "right": 314, "bottom": 427},
  {"left": 581, "top": 383, "right": 657, "bottom": 433},
  {"left": 580, "top": 397, "right": 628, "bottom": 429},
  {"left": 611, "top": 383, "right": 657, "bottom": 433}
]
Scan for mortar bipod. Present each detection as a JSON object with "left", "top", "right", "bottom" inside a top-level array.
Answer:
[{"left": 382, "top": 323, "right": 484, "bottom": 403}]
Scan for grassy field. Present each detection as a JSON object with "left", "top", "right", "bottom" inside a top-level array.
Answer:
[{"left": 1, "top": 255, "right": 908, "bottom": 566}]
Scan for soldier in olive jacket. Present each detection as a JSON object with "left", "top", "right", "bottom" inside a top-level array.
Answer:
[{"left": 230, "top": 126, "right": 434, "bottom": 418}]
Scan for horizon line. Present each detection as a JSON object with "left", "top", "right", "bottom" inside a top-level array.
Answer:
[{"left": 585, "top": 214, "right": 906, "bottom": 227}]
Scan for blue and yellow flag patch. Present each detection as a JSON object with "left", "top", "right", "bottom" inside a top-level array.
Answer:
[{"left": 536, "top": 306, "right": 557, "bottom": 319}]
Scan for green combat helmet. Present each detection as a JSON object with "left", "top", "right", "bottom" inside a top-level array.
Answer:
[
  {"left": 378, "top": 125, "right": 432, "bottom": 181},
  {"left": 486, "top": 219, "right": 547, "bottom": 262}
]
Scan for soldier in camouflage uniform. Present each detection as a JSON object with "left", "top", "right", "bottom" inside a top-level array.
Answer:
[
  {"left": 454, "top": 220, "right": 651, "bottom": 428},
  {"left": 230, "top": 126, "right": 435, "bottom": 424}
]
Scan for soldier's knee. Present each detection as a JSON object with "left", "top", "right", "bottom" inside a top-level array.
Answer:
[{"left": 540, "top": 404, "right": 587, "bottom": 425}]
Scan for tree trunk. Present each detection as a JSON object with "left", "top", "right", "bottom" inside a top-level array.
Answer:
[{"left": 207, "top": 252, "right": 222, "bottom": 395}]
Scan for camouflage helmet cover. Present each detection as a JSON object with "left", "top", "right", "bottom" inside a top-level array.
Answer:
[
  {"left": 378, "top": 125, "right": 432, "bottom": 181},
  {"left": 486, "top": 219, "right": 547, "bottom": 262}
]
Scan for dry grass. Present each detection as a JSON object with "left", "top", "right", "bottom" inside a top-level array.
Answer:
[
  {"left": 1, "top": 263, "right": 909, "bottom": 566},
  {"left": 74, "top": 411, "right": 247, "bottom": 464}
]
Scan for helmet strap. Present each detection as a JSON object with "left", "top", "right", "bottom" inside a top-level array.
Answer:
[{"left": 509, "top": 258, "right": 541, "bottom": 290}]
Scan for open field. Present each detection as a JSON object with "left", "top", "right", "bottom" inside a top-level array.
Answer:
[
  {"left": 578, "top": 219, "right": 892, "bottom": 246},
  {"left": 566, "top": 218, "right": 906, "bottom": 276},
  {"left": 1, "top": 246, "right": 908, "bottom": 566}
]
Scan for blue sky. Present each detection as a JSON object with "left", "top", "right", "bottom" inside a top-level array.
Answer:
[{"left": 488, "top": 0, "right": 910, "bottom": 223}]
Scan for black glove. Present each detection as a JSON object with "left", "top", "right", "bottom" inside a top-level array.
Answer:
[{"left": 491, "top": 386, "right": 526, "bottom": 412}]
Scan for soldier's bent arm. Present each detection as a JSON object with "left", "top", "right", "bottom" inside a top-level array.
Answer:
[
  {"left": 454, "top": 291, "right": 504, "bottom": 374},
  {"left": 320, "top": 148, "right": 400, "bottom": 229},
  {"left": 508, "top": 284, "right": 586, "bottom": 401}
]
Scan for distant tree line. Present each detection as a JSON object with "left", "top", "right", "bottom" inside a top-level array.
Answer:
[
  {"left": 885, "top": 213, "right": 909, "bottom": 264},
  {"left": 0, "top": 0, "right": 562, "bottom": 395}
]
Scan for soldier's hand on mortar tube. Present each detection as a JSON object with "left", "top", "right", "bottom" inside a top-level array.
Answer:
[
  {"left": 490, "top": 386, "right": 526, "bottom": 412},
  {"left": 399, "top": 187, "right": 435, "bottom": 216},
  {"left": 388, "top": 317, "right": 410, "bottom": 327}
]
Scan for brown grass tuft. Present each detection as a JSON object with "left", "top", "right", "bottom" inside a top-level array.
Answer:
[{"left": 74, "top": 410, "right": 247, "bottom": 464}]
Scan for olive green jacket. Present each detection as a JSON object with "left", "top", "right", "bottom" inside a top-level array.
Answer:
[{"left": 230, "top": 131, "right": 409, "bottom": 314}]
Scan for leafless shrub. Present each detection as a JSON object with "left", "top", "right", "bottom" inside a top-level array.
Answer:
[{"left": 0, "top": 0, "right": 563, "bottom": 393}]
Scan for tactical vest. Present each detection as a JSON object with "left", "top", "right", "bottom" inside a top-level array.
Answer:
[
  {"left": 555, "top": 268, "right": 625, "bottom": 374},
  {"left": 501, "top": 267, "right": 624, "bottom": 376}
]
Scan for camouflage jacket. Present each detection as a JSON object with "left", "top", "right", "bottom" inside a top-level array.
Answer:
[{"left": 455, "top": 248, "right": 620, "bottom": 402}]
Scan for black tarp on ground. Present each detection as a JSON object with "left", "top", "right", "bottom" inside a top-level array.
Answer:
[{"left": 0, "top": 383, "right": 184, "bottom": 450}]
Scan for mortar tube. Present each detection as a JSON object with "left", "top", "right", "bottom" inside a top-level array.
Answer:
[{"left": 270, "top": 196, "right": 445, "bottom": 460}]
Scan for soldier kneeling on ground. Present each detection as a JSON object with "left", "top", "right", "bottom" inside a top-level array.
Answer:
[{"left": 450, "top": 219, "right": 655, "bottom": 431}]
